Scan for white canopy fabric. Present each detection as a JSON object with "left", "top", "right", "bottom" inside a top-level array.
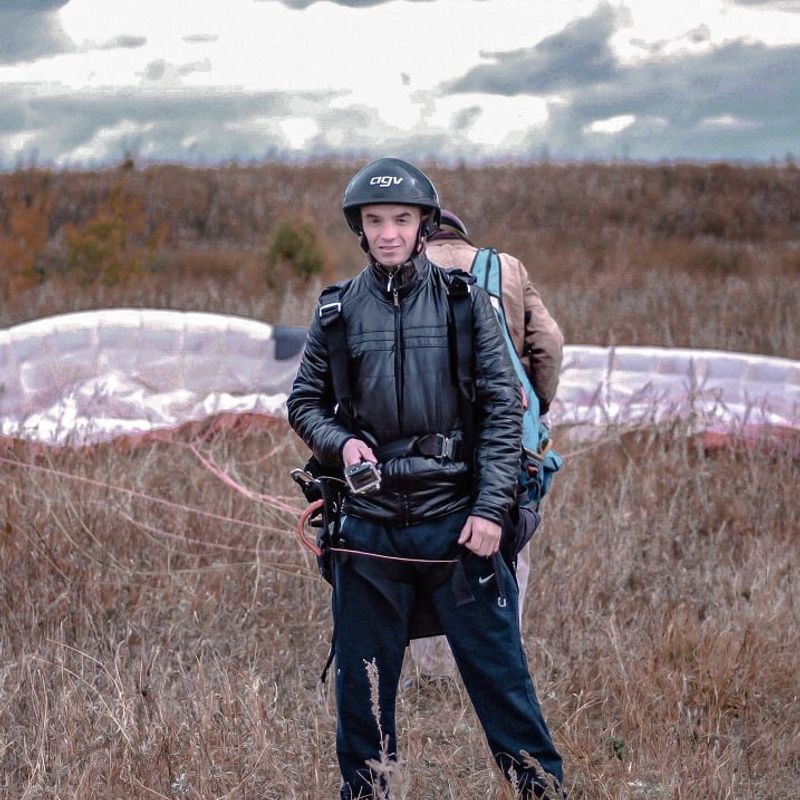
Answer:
[
  {"left": 551, "top": 345, "right": 800, "bottom": 441},
  {"left": 2, "top": 308, "right": 799, "bottom": 446}
]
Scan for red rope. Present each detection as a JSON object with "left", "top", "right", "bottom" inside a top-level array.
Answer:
[
  {"left": 0, "top": 454, "right": 279, "bottom": 533},
  {"left": 329, "top": 546, "right": 457, "bottom": 565},
  {"left": 294, "top": 499, "right": 458, "bottom": 565},
  {"left": 296, "top": 499, "right": 324, "bottom": 557}
]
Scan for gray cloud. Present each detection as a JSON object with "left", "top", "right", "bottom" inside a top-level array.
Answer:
[
  {"left": 0, "top": 67, "right": 468, "bottom": 168},
  {"left": 2, "top": 0, "right": 798, "bottom": 167},
  {"left": 543, "top": 39, "right": 800, "bottom": 159},
  {"left": 687, "top": 24, "right": 711, "bottom": 43},
  {"left": 0, "top": 84, "right": 340, "bottom": 167},
  {"left": 452, "top": 106, "right": 482, "bottom": 132},
  {"left": 304, "top": 102, "right": 488, "bottom": 163},
  {"left": 0, "top": 0, "right": 72, "bottom": 63},
  {"left": 140, "top": 58, "right": 212, "bottom": 84},
  {"left": 143, "top": 60, "right": 167, "bottom": 81},
  {"left": 630, "top": 24, "right": 709, "bottom": 57},
  {"left": 98, "top": 34, "right": 147, "bottom": 50},
  {"left": 183, "top": 33, "right": 219, "bottom": 43},
  {"left": 447, "top": 3, "right": 622, "bottom": 96},
  {"left": 726, "top": 0, "right": 800, "bottom": 9},
  {"left": 444, "top": 4, "right": 800, "bottom": 160},
  {"left": 255, "top": 0, "right": 437, "bottom": 7}
]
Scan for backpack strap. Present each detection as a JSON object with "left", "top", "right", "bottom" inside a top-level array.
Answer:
[
  {"left": 446, "top": 270, "right": 476, "bottom": 461},
  {"left": 471, "top": 248, "right": 542, "bottom": 427},
  {"left": 469, "top": 249, "right": 565, "bottom": 506},
  {"left": 470, "top": 247, "right": 502, "bottom": 298},
  {"left": 317, "top": 283, "right": 355, "bottom": 427},
  {"left": 446, "top": 271, "right": 476, "bottom": 402}
]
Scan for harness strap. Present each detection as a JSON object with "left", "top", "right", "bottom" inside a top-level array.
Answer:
[
  {"left": 447, "top": 274, "right": 475, "bottom": 401},
  {"left": 447, "top": 273, "right": 476, "bottom": 460},
  {"left": 318, "top": 284, "right": 355, "bottom": 425},
  {"left": 374, "top": 432, "right": 464, "bottom": 462},
  {"left": 313, "top": 471, "right": 346, "bottom": 684},
  {"left": 320, "top": 556, "right": 337, "bottom": 683},
  {"left": 452, "top": 552, "right": 475, "bottom": 608},
  {"left": 469, "top": 248, "right": 564, "bottom": 506}
]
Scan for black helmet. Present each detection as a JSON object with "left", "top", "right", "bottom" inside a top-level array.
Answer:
[
  {"left": 342, "top": 157, "right": 441, "bottom": 240},
  {"left": 438, "top": 208, "right": 469, "bottom": 239}
]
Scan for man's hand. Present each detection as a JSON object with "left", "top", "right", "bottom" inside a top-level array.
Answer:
[
  {"left": 458, "top": 515, "right": 502, "bottom": 557},
  {"left": 342, "top": 438, "right": 377, "bottom": 468}
]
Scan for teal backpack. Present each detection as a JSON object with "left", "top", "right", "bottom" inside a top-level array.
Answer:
[{"left": 470, "top": 248, "right": 563, "bottom": 508}]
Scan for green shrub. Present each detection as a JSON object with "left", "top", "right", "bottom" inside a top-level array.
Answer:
[
  {"left": 64, "top": 186, "right": 167, "bottom": 286},
  {"left": 265, "top": 216, "right": 326, "bottom": 286}
]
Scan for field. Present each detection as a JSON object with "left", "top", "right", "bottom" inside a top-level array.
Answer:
[{"left": 1, "top": 162, "right": 799, "bottom": 799}]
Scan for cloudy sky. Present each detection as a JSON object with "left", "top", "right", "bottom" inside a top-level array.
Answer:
[{"left": 1, "top": 0, "right": 799, "bottom": 168}]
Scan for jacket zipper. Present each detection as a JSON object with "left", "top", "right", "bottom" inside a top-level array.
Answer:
[
  {"left": 387, "top": 273, "right": 404, "bottom": 433},
  {"left": 388, "top": 273, "right": 410, "bottom": 526}
]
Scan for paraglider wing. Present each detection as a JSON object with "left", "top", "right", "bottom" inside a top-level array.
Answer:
[
  {"left": 0, "top": 309, "right": 305, "bottom": 445},
  {"left": 552, "top": 345, "right": 800, "bottom": 441},
  {"left": 1, "top": 310, "right": 798, "bottom": 446}
]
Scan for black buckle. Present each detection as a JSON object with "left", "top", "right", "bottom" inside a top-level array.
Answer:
[
  {"left": 318, "top": 301, "right": 342, "bottom": 323},
  {"left": 437, "top": 434, "right": 454, "bottom": 459},
  {"left": 427, "top": 433, "right": 456, "bottom": 460}
]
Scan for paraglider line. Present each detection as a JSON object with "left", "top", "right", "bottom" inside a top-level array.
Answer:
[{"left": 0, "top": 454, "right": 290, "bottom": 535}]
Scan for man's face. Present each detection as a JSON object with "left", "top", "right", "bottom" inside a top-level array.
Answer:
[{"left": 360, "top": 204, "right": 422, "bottom": 269}]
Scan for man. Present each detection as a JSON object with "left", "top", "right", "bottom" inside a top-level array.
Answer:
[
  {"left": 412, "top": 209, "right": 564, "bottom": 677},
  {"left": 287, "top": 157, "right": 563, "bottom": 799},
  {"left": 426, "top": 209, "right": 563, "bottom": 416}
]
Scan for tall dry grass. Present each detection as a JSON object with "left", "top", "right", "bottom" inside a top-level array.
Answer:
[
  {"left": 1, "top": 162, "right": 798, "bottom": 798},
  {"left": 2, "top": 161, "right": 800, "bottom": 359},
  {"left": 1, "top": 416, "right": 797, "bottom": 799}
]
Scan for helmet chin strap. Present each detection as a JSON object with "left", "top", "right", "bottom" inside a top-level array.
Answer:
[{"left": 414, "top": 221, "right": 427, "bottom": 254}]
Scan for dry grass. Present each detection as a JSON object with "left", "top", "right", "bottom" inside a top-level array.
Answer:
[
  {"left": 1, "top": 416, "right": 797, "bottom": 799},
  {"left": 539, "top": 425, "right": 798, "bottom": 799},
  {"left": 1, "top": 162, "right": 799, "bottom": 798},
  {"left": 3, "top": 161, "right": 800, "bottom": 360}
]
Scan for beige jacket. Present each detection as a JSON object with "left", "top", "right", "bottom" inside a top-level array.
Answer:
[{"left": 426, "top": 238, "right": 563, "bottom": 411}]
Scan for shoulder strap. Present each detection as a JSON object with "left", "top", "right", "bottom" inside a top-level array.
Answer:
[
  {"left": 445, "top": 270, "right": 476, "bottom": 459},
  {"left": 446, "top": 271, "right": 476, "bottom": 403},
  {"left": 469, "top": 250, "right": 563, "bottom": 505},
  {"left": 317, "top": 282, "right": 355, "bottom": 426},
  {"left": 470, "top": 247, "right": 502, "bottom": 300},
  {"left": 473, "top": 249, "right": 546, "bottom": 451},
  {"left": 469, "top": 249, "right": 534, "bottom": 403}
]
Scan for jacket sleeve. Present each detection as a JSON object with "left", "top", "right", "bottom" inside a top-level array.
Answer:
[
  {"left": 286, "top": 308, "right": 354, "bottom": 467},
  {"left": 520, "top": 266, "right": 564, "bottom": 414},
  {"left": 469, "top": 286, "right": 523, "bottom": 523}
]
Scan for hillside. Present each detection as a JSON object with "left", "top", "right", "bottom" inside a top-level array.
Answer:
[{"left": 2, "top": 161, "right": 799, "bottom": 358}]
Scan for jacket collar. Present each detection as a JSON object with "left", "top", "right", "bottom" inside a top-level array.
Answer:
[{"left": 368, "top": 252, "right": 428, "bottom": 295}]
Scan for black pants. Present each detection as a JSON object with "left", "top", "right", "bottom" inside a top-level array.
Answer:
[{"left": 332, "top": 510, "right": 563, "bottom": 799}]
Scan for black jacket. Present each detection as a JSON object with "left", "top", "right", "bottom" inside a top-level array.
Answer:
[{"left": 287, "top": 253, "right": 522, "bottom": 526}]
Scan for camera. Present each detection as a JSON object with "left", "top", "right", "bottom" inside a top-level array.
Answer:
[{"left": 344, "top": 461, "right": 382, "bottom": 495}]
